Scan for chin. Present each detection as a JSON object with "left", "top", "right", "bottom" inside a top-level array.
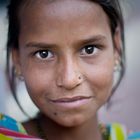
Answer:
[
  {"left": 40, "top": 102, "right": 98, "bottom": 127},
  {"left": 56, "top": 118, "right": 85, "bottom": 128},
  {"left": 52, "top": 113, "right": 92, "bottom": 128}
]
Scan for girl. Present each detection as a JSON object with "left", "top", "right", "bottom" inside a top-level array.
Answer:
[{"left": 4, "top": 0, "right": 139, "bottom": 140}]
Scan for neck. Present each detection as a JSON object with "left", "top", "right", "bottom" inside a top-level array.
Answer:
[{"left": 38, "top": 113, "right": 102, "bottom": 140}]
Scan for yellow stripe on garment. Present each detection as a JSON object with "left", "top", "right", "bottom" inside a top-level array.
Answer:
[
  {"left": 109, "top": 123, "right": 127, "bottom": 140},
  {"left": 0, "top": 134, "right": 13, "bottom": 140}
]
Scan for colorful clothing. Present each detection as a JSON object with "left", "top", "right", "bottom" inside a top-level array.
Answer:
[
  {"left": 127, "top": 132, "right": 140, "bottom": 140},
  {"left": 0, "top": 113, "right": 140, "bottom": 140},
  {"left": 0, "top": 114, "right": 37, "bottom": 139},
  {"left": 100, "top": 123, "right": 140, "bottom": 140},
  {"left": 0, "top": 113, "right": 26, "bottom": 134}
]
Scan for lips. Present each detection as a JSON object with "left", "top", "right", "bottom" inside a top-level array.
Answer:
[{"left": 50, "top": 96, "right": 93, "bottom": 103}]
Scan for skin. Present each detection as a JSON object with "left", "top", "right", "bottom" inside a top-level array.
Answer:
[{"left": 12, "top": 0, "right": 121, "bottom": 140}]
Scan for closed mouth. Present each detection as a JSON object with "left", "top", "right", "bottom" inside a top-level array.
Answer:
[{"left": 50, "top": 96, "right": 94, "bottom": 103}]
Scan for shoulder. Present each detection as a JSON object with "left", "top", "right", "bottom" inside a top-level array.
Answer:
[
  {"left": 0, "top": 113, "right": 26, "bottom": 134},
  {"left": 100, "top": 123, "right": 140, "bottom": 140},
  {"left": 100, "top": 123, "right": 127, "bottom": 140}
]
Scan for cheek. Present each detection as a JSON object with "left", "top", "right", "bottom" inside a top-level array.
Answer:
[
  {"left": 84, "top": 61, "right": 114, "bottom": 102},
  {"left": 22, "top": 66, "right": 54, "bottom": 102}
]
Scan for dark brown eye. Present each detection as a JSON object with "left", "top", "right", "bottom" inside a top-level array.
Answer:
[
  {"left": 35, "top": 50, "right": 53, "bottom": 60},
  {"left": 85, "top": 45, "right": 94, "bottom": 54},
  {"left": 81, "top": 45, "right": 98, "bottom": 56},
  {"left": 39, "top": 51, "right": 48, "bottom": 58}
]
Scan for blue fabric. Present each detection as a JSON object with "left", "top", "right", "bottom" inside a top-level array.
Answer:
[
  {"left": 0, "top": 113, "right": 26, "bottom": 134},
  {"left": 127, "top": 132, "right": 140, "bottom": 140}
]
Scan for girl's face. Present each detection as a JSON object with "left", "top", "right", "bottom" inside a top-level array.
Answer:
[{"left": 13, "top": 0, "right": 120, "bottom": 127}]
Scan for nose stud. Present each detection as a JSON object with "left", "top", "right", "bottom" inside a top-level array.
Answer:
[
  {"left": 78, "top": 74, "right": 84, "bottom": 82},
  {"left": 78, "top": 75, "right": 82, "bottom": 80},
  {"left": 56, "top": 72, "right": 83, "bottom": 89}
]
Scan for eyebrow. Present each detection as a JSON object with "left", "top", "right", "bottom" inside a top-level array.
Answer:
[
  {"left": 25, "top": 35, "right": 106, "bottom": 48},
  {"left": 76, "top": 35, "right": 106, "bottom": 45},
  {"left": 26, "top": 42, "right": 56, "bottom": 49}
]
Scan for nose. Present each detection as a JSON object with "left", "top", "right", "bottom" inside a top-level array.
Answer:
[{"left": 56, "top": 59, "right": 83, "bottom": 90}]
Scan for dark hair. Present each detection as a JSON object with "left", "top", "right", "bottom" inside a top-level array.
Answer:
[{"left": 6, "top": 0, "right": 125, "bottom": 112}]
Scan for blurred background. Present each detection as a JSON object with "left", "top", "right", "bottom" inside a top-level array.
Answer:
[{"left": 0, "top": 0, "right": 140, "bottom": 131}]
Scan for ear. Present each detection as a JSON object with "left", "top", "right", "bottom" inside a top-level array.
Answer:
[
  {"left": 12, "top": 48, "right": 22, "bottom": 76},
  {"left": 113, "top": 25, "right": 122, "bottom": 62}
]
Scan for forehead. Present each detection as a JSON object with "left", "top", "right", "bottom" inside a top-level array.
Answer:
[
  {"left": 19, "top": 0, "right": 109, "bottom": 24},
  {"left": 19, "top": 0, "right": 110, "bottom": 42}
]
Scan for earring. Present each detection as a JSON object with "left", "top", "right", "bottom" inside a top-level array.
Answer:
[
  {"left": 15, "top": 68, "right": 24, "bottom": 81},
  {"left": 18, "top": 75, "right": 24, "bottom": 81},
  {"left": 114, "top": 60, "right": 121, "bottom": 72}
]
